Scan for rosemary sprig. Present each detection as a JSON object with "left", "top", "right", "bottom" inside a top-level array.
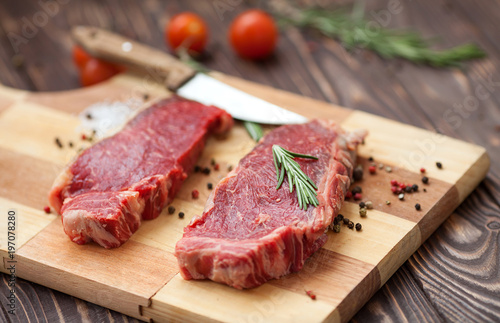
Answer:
[
  {"left": 279, "top": 8, "right": 486, "bottom": 67},
  {"left": 244, "top": 121, "right": 264, "bottom": 142},
  {"left": 272, "top": 145, "right": 319, "bottom": 210}
]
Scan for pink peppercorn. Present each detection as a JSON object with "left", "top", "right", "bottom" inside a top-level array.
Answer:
[
  {"left": 43, "top": 206, "right": 51, "bottom": 214},
  {"left": 192, "top": 189, "right": 199, "bottom": 199},
  {"left": 353, "top": 193, "right": 362, "bottom": 200},
  {"left": 345, "top": 191, "right": 352, "bottom": 199},
  {"left": 368, "top": 165, "right": 376, "bottom": 174}
]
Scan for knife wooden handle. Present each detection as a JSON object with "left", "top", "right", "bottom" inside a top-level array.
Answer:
[{"left": 71, "top": 26, "right": 196, "bottom": 91}]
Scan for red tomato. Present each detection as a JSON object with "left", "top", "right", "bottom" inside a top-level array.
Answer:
[
  {"left": 229, "top": 10, "right": 278, "bottom": 59},
  {"left": 80, "top": 58, "right": 119, "bottom": 87},
  {"left": 72, "top": 45, "right": 92, "bottom": 69},
  {"left": 166, "top": 12, "right": 209, "bottom": 53}
]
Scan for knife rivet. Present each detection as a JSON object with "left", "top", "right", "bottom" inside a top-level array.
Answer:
[{"left": 121, "top": 41, "right": 133, "bottom": 52}]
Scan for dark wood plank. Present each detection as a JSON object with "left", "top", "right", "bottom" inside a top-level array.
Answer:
[{"left": 0, "top": 0, "right": 499, "bottom": 322}]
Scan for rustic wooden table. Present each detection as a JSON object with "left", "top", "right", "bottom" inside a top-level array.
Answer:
[{"left": 1, "top": 0, "right": 499, "bottom": 322}]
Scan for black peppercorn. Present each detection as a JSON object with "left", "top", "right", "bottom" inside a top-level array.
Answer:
[
  {"left": 352, "top": 186, "right": 362, "bottom": 194},
  {"left": 353, "top": 166, "right": 363, "bottom": 181},
  {"left": 178, "top": 212, "right": 185, "bottom": 218},
  {"left": 348, "top": 221, "right": 354, "bottom": 229},
  {"left": 336, "top": 214, "right": 344, "bottom": 221},
  {"left": 404, "top": 186, "right": 412, "bottom": 193},
  {"left": 207, "top": 183, "right": 213, "bottom": 189},
  {"left": 436, "top": 162, "right": 442, "bottom": 169},
  {"left": 368, "top": 156, "right": 374, "bottom": 162},
  {"left": 343, "top": 217, "right": 350, "bottom": 225},
  {"left": 355, "top": 223, "right": 362, "bottom": 231},
  {"left": 203, "top": 167, "right": 211, "bottom": 175},
  {"left": 194, "top": 166, "right": 201, "bottom": 173},
  {"left": 168, "top": 206, "right": 175, "bottom": 214},
  {"left": 422, "top": 176, "right": 429, "bottom": 184},
  {"left": 415, "top": 203, "right": 421, "bottom": 211},
  {"left": 412, "top": 184, "right": 418, "bottom": 192},
  {"left": 359, "top": 202, "right": 366, "bottom": 208}
]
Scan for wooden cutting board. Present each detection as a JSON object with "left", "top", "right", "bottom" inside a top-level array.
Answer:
[{"left": 0, "top": 71, "right": 489, "bottom": 322}]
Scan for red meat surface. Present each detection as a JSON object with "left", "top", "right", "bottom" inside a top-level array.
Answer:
[
  {"left": 49, "top": 96, "right": 233, "bottom": 248},
  {"left": 175, "top": 120, "right": 365, "bottom": 289}
]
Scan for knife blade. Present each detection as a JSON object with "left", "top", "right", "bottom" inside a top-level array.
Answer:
[{"left": 72, "top": 26, "right": 308, "bottom": 125}]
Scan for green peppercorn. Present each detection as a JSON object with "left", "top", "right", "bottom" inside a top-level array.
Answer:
[
  {"left": 365, "top": 201, "right": 373, "bottom": 209},
  {"left": 333, "top": 224, "right": 341, "bottom": 233},
  {"left": 359, "top": 207, "right": 367, "bottom": 217}
]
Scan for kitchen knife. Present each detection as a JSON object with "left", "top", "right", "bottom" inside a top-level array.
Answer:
[{"left": 72, "top": 26, "right": 308, "bottom": 125}]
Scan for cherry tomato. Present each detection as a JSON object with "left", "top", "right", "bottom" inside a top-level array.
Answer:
[
  {"left": 229, "top": 10, "right": 278, "bottom": 59},
  {"left": 166, "top": 12, "right": 209, "bottom": 53},
  {"left": 80, "top": 58, "right": 119, "bottom": 87},
  {"left": 72, "top": 45, "right": 92, "bottom": 69}
]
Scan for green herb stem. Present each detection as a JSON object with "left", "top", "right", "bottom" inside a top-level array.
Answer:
[
  {"left": 244, "top": 121, "right": 264, "bottom": 142},
  {"left": 280, "top": 8, "right": 485, "bottom": 67},
  {"left": 272, "top": 145, "right": 319, "bottom": 210}
]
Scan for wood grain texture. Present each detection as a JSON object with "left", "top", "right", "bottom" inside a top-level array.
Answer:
[{"left": 0, "top": 0, "right": 498, "bottom": 322}]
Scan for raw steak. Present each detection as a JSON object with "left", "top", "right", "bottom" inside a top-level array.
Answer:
[
  {"left": 49, "top": 96, "right": 233, "bottom": 248},
  {"left": 175, "top": 120, "right": 365, "bottom": 289}
]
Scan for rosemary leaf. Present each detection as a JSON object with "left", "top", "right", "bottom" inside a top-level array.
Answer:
[
  {"left": 272, "top": 145, "right": 319, "bottom": 210},
  {"left": 280, "top": 8, "right": 485, "bottom": 67},
  {"left": 244, "top": 121, "right": 264, "bottom": 142}
]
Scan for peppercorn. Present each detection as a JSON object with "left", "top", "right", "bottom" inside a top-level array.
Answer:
[
  {"left": 391, "top": 186, "right": 399, "bottom": 194},
  {"left": 415, "top": 203, "right": 421, "bottom": 211},
  {"left": 368, "top": 156, "right": 374, "bottom": 162},
  {"left": 368, "top": 165, "right": 376, "bottom": 174},
  {"left": 192, "top": 189, "right": 199, "bottom": 199},
  {"left": 345, "top": 191, "right": 352, "bottom": 199},
  {"left": 202, "top": 167, "right": 211, "bottom": 175},
  {"left": 178, "top": 212, "right": 185, "bottom": 218},
  {"left": 359, "top": 208, "right": 367, "bottom": 217},
  {"left": 343, "top": 217, "right": 350, "bottom": 225},
  {"left": 306, "top": 290, "right": 316, "bottom": 300},
  {"left": 227, "top": 165, "right": 233, "bottom": 171},
  {"left": 214, "top": 164, "right": 220, "bottom": 171},
  {"left": 422, "top": 176, "right": 429, "bottom": 184},
  {"left": 365, "top": 201, "right": 373, "bottom": 209},
  {"left": 207, "top": 183, "right": 213, "bottom": 189},
  {"left": 348, "top": 221, "right": 354, "bottom": 229},
  {"left": 386, "top": 200, "right": 391, "bottom": 205},
  {"left": 420, "top": 167, "right": 426, "bottom": 173},
  {"left": 333, "top": 224, "right": 341, "bottom": 233},
  {"left": 168, "top": 206, "right": 175, "bottom": 214},
  {"left": 333, "top": 217, "right": 340, "bottom": 225},
  {"left": 359, "top": 201, "right": 366, "bottom": 208},
  {"left": 404, "top": 186, "right": 412, "bottom": 193},
  {"left": 378, "top": 163, "right": 384, "bottom": 170},
  {"left": 423, "top": 188, "right": 427, "bottom": 192},
  {"left": 43, "top": 206, "right": 51, "bottom": 214},
  {"left": 390, "top": 179, "right": 398, "bottom": 186},
  {"left": 211, "top": 158, "right": 216, "bottom": 166},
  {"left": 355, "top": 223, "right": 362, "bottom": 231},
  {"left": 353, "top": 165, "right": 363, "bottom": 181},
  {"left": 385, "top": 166, "right": 392, "bottom": 173},
  {"left": 81, "top": 134, "right": 87, "bottom": 140},
  {"left": 352, "top": 186, "right": 362, "bottom": 194},
  {"left": 194, "top": 165, "right": 201, "bottom": 173},
  {"left": 436, "top": 162, "right": 442, "bottom": 169},
  {"left": 398, "top": 193, "right": 405, "bottom": 200},
  {"left": 336, "top": 214, "right": 344, "bottom": 221},
  {"left": 412, "top": 184, "right": 419, "bottom": 192},
  {"left": 55, "top": 137, "right": 63, "bottom": 149},
  {"left": 353, "top": 193, "right": 362, "bottom": 200},
  {"left": 399, "top": 183, "right": 406, "bottom": 189}
]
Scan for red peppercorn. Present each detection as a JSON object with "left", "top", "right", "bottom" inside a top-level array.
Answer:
[
  {"left": 420, "top": 168, "right": 426, "bottom": 173},
  {"left": 43, "top": 206, "right": 51, "bottom": 214},
  {"left": 390, "top": 179, "right": 398, "bottom": 186},
  {"left": 214, "top": 163, "right": 220, "bottom": 171},
  {"left": 81, "top": 134, "right": 87, "bottom": 140},
  {"left": 353, "top": 193, "right": 362, "bottom": 200},
  {"left": 399, "top": 183, "right": 406, "bottom": 189},
  {"left": 345, "top": 191, "right": 352, "bottom": 199},
  {"left": 306, "top": 290, "right": 316, "bottom": 300},
  {"left": 368, "top": 165, "right": 376, "bottom": 174},
  {"left": 391, "top": 186, "right": 399, "bottom": 194},
  {"left": 191, "top": 189, "right": 199, "bottom": 199}
]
